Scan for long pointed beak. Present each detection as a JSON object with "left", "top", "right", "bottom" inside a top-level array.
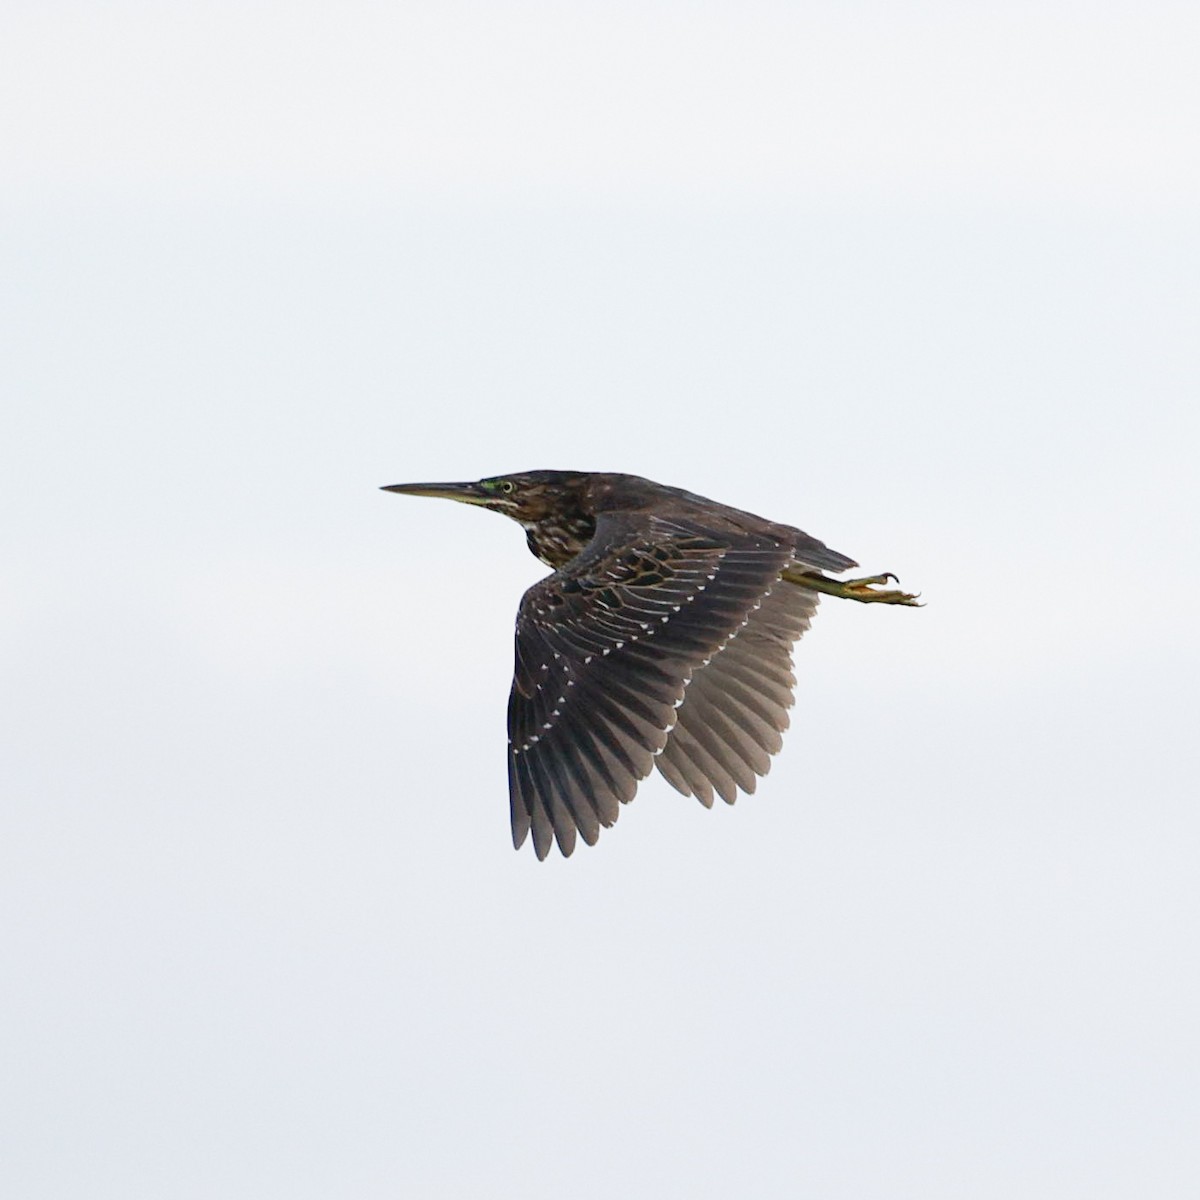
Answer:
[{"left": 380, "top": 480, "right": 492, "bottom": 506}]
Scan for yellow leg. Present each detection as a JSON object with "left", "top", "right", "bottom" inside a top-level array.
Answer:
[{"left": 782, "top": 568, "right": 922, "bottom": 606}]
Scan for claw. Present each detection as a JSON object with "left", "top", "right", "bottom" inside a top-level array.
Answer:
[{"left": 782, "top": 567, "right": 924, "bottom": 607}]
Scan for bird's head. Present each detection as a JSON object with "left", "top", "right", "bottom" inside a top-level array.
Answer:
[
  {"left": 382, "top": 471, "right": 593, "bottom": 526},
  {"left": 383, "top": 471, "right": 599, "bottom": 567}
]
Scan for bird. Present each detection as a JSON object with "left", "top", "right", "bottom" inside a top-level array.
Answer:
[{"left": 382, "top": 471, "right": 919, "bottom": 860}]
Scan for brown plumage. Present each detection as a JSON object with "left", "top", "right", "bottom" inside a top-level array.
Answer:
[{"left": 382, "top": 471, "right": 918, "bottom": 859}]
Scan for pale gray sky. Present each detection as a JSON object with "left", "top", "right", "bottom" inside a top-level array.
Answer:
[{"left": 3, "top": 3, "right": 1198, "bottom": 1197}]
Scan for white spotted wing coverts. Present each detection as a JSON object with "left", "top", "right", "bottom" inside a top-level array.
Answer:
[{"left": 507, "top": 511, "right": 851, "bottom": 859}]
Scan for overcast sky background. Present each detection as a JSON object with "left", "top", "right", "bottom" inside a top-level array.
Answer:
[{"left": 3, "top": 3, "right": 1198, "bottom": 1197}]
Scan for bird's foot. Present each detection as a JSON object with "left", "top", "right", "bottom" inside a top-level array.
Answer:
[
  {"left": 783, "top": 568, "right": 923, "bottom": 606},
  {"left": 837, "top": 573, "right": 923, "bottom": 605}
]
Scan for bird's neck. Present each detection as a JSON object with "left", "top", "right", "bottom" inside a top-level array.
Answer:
[{"left": 523, "top": 513, "right": 597, "bottom": 569}]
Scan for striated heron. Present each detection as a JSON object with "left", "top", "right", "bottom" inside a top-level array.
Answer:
[{"left": 383, "top": 471, "right": 919, "bottom": 859}]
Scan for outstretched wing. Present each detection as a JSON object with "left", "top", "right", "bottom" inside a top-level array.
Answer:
[
  {"left": 654, "top": 574, "right": 820, "bottom": 806},
  {"left": 508, "top": 513, "right": 794, "bottom": 859}
]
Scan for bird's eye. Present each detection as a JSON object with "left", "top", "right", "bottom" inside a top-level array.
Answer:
[{"left": 499, "top": 480, "right": 516, "bottom": 495}]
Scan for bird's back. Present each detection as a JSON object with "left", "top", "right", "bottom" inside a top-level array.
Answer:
[{"left": 585, "top": 473, "right": 857, "bottom": 574}]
